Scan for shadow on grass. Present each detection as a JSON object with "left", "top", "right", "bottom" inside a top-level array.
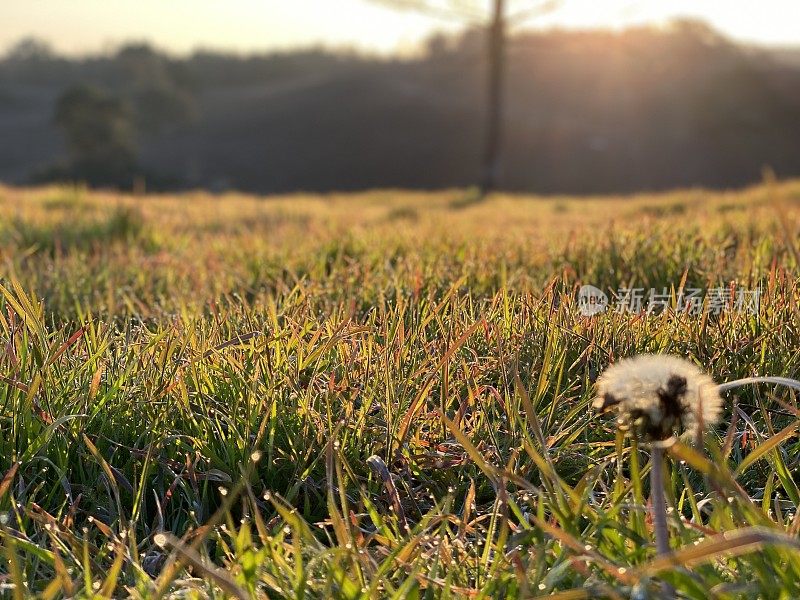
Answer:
[
  {"left": 448, "top": 186, "right": 487, "bottom": 210},
  {"left": 7, "top": 205, "right": 153, "bottom": 254}
]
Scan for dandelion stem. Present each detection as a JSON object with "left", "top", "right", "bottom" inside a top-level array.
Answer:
[
  {"left": 651, "top": 444, "right": 675, "bottom": 597},
  {"left": 650, "top": 445, "right": 670, "bottom": 556}
]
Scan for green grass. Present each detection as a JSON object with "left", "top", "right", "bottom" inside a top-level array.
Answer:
[{"left": 0, "top": 181, "right": 799, "bottom": 598}]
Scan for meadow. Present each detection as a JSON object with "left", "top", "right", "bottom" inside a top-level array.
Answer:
[{"left": 0, "top": 180, "right": 799, "bottom": 598}]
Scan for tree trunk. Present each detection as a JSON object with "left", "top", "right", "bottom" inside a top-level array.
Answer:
[{"left": 480, "top": 0, "right": 506, "bottom": 193}]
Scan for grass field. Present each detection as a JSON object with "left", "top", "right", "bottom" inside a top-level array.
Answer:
[{"left": 0, "top": 181, "right": 799, "bottom": 598}]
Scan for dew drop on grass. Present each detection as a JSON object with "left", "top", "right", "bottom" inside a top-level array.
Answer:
[{"left": 263, "top": 491, "right": 272, "bottom": 501}]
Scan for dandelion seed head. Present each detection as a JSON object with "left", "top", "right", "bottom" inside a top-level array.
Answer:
[{"left": 593, "top": 354, "right": 722, "bottom": 441}]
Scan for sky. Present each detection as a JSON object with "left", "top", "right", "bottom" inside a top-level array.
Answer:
[{"left": 3, "top": 0, "right": 800, "bottom": 57}]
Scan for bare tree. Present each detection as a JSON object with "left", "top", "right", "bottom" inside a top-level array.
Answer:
[{"left": 368, "top": 0, "right": 560, "bottom": 193}]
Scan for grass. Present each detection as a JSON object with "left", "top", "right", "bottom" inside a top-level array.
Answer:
[{"left": 0, "top": 180, "right": 798, "bottom": 598}]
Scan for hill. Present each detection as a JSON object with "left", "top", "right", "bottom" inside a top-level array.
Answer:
[{"left": 2, "top": 21, "right": 800, "bottom": 193}]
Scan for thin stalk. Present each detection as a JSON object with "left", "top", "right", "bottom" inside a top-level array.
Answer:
[
  {"left": 650, "top": 444, "right": 670, "bottom": 556},
  {"left": 651, "top": 444, "right": 675, "bottom": 597},
  {"left": 718, "top": 377, "right": 800, "bottom": 393}
]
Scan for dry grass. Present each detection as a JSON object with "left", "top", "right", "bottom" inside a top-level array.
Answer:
[{"left": 0, "top": 180, "right": 798, "bottom": 597}]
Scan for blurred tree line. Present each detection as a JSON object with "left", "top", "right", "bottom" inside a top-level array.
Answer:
[
  {"left": 3, "top": 41, "right": 198, "bottom": 187},
  {"left": 1, "top": 20, "right": 800, "bottom": 192}
]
